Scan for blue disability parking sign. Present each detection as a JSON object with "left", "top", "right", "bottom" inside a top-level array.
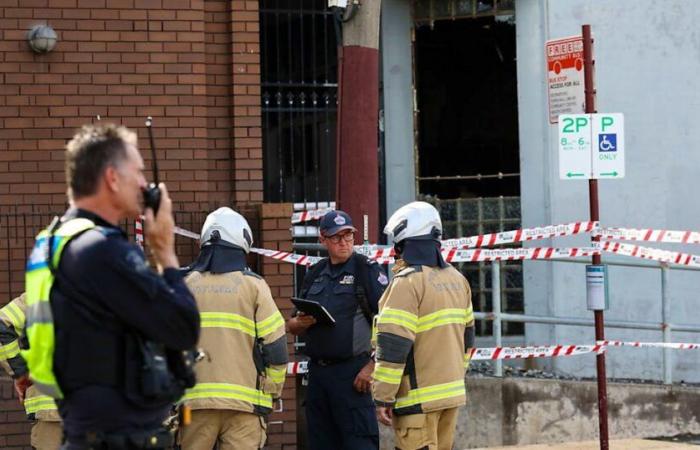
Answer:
[{"left": 598, "top": 134, "right": 617, "bottom": 152}]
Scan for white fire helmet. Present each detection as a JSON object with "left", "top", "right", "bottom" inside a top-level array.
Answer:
[
  {"left": 200, "top": 207, "right": 253, "bottom": 253},
  {"left": 384, "top": 201, "right": 442, "bottom": 244}
]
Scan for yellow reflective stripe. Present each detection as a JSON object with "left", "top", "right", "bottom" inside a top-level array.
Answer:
[
  {"left": 266, "top": 366, "right": 287, "bottom": 383},
  {"left": 463, "top": 352, "right": 471, "bottom": 368},
  {"left": 377, "top": 308, "right": 418, "bottom": 332},
  {"left": 200, "top": 312, "right": 256, "bottom": 337},
  {"left": 184, "top": 382, "right": 272, "bottom": 408},
  {"left": 465, "top": 305, "right": 474, "bottom": 323},
  {"left": 374, "top": 364, "right": 403, "bottom": 385},
  {"left": 256, "top": 312, "right": 285, "bottom": 338},
  {"left": 416, "top": 308, "right": 473, "bottom": 333},
  {"left": 2, "top": 302, "right": 26, "bottom": 333},
  {"left": 0, "top": 340, "right": 20, "bottom": 360},
  {"left": 24, "top": 395, "right": 57, "bottom": 414},
  {"left": 395, "top": 380, "right": 465, "bottom": 409}
]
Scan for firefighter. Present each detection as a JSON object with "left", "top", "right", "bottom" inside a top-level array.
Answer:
[
  {"left": 373, "top": 201, "right": 475, "bottom": 450},
  {"left": 0, "top": 293, "right": 62, "bottom": 450},
  {"left": 180, "top": 207, "right": 288, "bottom": 450}
]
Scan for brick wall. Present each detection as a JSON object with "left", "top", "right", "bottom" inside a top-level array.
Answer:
[
  {"left": 258, "top": 203, "right": 298, "bottom": 450},
  {"left": 0, "top": 0, "right": 262, "bottom": 208}
]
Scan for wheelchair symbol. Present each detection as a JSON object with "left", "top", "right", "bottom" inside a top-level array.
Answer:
[{"left": 598, "top": 134, "right": 617, "bottom": 152}]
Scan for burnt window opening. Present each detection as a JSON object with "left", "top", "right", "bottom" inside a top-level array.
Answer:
[{"left": 415, "top": 16, "right": 519, "bottom": 199}]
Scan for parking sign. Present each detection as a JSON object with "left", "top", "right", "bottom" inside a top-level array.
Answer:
[{"left": 558, "top": 113, "right": 625, "bottom": 180}]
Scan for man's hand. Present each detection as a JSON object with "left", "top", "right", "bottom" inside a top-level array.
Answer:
[
  {"left": 144, "top": 183, "right": 178, "bottom": 270},
  {"left": 13, "top": 374, "right": 31, "bottom": 404},
  {"left": 353, "top": 360, "right": 374, "bottom": 393},
  {"left": 376, "top": 406, "right": 393, "bottom": 426},
  {"left": 286, "top": 312, "right": 317, "bottom": 336}
]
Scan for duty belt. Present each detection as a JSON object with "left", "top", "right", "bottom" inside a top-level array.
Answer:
[
  {"left": 311, "top": 352, "right": 370, "bottom": 367},
  {"left": 67, "top": 428, "right": 174, "bottom": 450}
]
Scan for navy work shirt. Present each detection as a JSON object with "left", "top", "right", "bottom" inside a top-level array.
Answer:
[
  {"left": 301, "top": 253, "right": 387, "bottom": 360},
  {"left": 50, "top": 208, "right": 200, "bottom": 440}
]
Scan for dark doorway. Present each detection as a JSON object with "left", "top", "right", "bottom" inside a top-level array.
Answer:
[{"left": 415, "top": 17, "right": 519, "bottom": 199}]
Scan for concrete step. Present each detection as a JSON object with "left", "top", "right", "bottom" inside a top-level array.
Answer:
[{"left": 470, "top": 439, "right": 699, "bottom": 449}]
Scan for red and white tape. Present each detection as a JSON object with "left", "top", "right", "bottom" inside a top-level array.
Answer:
[
  {"left": 596, "top": 241, "right": 700, "bottom": 267},
  {"left": 469, "top": 343, "right": 606, "bottom": 361},
  {"left": 599, "top": 340, "right": 700, "bottom": 350},
  {"left": 135, "top": 216, "right": 144, "bottom": 250},
  {"left": 291, "top": 207, "right": 335, "bottom": 224},
  {"left": 442, "top": 221, "right": 598, "bottom": 249},
  {"left": 443, "top": 246, "right": 599, "bottom": 263},
  {"left": 285, "top": 340, "right": 700, "bottom": 375},
  {"left": 249, "top": 248, "right": 322, "bottom": 267},
  {"left": 595, "top": 227, "right": 700, "bottom": 245}
]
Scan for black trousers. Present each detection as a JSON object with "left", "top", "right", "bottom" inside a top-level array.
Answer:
[{"left": 306, "top": 354, "right": 379, "bottom": 450}]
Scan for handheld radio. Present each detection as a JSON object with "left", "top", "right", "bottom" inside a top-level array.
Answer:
[{"left": 142, "top": 116, "right": 161, "bottom": 215}]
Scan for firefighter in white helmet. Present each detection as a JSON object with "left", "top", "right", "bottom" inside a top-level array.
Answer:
[
  {"left": 180, "top": 207, "right": 288, "bottom": 450},
  {"left": 373, "top": 201, "right": 475, "bottom": 450}
]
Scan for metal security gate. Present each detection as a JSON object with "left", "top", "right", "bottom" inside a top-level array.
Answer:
[{"left": 260, "top": 0, "right": 338, "bottom": 204}]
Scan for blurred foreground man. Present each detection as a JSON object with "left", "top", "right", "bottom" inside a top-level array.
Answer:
[
  {"left": 180, "top": 207, "right": 288, "bottom": 450},
  {"left": 0, "top": 293, "right": 62, "bottom": 449},
  {"left": 373, "top": 201, "right": 475, "bottom": 450},
  {"left": 288, "top": 210, "right": 388, "bottom": 450},
  {"left": 22, "top": 124, "right": 200, "bottom": 449}
]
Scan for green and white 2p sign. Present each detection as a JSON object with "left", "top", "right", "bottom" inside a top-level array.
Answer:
[{"left": 558, "top": 113, "right": 625, "bottom": 180}]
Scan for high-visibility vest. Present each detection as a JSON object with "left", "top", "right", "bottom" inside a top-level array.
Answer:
[{"left": 22, "top": 218, "right": 98, "bottom": 399}]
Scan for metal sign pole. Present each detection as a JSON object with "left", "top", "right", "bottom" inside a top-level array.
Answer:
[{"left": 583, "top": 24, "right": 610, "bottom": 450}]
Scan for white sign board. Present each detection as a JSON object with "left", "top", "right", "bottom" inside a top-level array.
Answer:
[
  {"left": 558, "top": 113, "right": 625, "bottom": 180},
  {"left": 592, "top": 113, "right": 625, "bottom": 179},
  {"left": 546, "top": 36, "right": 586, "bottom": 124},
  {"left": 559, "top": 114, "right": 592, "bottom": 179}
]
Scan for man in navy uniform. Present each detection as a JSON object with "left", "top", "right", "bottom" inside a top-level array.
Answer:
[{"left": 287, "top": 210, "right": 388, "bottom": 450}]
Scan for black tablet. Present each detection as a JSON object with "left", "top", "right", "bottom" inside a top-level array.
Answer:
[{"left": 291, "top": 297, "right": 336, "bottom": 325}]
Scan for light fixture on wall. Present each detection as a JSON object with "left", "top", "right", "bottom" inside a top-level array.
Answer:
[{"left": 27, "top": 25, "right": 58, "bottom": 54}]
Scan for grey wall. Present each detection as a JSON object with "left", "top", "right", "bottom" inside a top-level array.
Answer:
[
  {"left": 381, "top": 0, "right": 417, "bottom": 217},
  {"left": 379, "top": 377, "right": 700, "bottom": 449},
  {"left": 517, "top": 0, "right": 700, "bottom": 380}
]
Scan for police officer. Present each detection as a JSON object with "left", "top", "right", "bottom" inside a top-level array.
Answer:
[
  {"left": 373, "top": 201, "right": 475, "bottom": 450},
  {"left": 22, "top": 123, "right": 200, "bottom": 449},
  {"left": 0, "top": 293, "right": 62, "bottom": 450},
  {"left": 287, "top": 210, "right": 388, "bottom": 450},
  {"left": 180, "top": 207, "right": 288, "bottom": 450}
]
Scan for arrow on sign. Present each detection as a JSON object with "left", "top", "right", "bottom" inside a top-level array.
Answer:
[
  {"left": 566, "top": 172, "right": 586, "bottom": 178},
  {"left": 599, "top": 171, "right": 618, "bottom": 177}
]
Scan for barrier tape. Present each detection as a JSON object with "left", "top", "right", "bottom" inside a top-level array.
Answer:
[
  {"left": 285, "top": 340, "right": 700, "bottom": 375},
  {"left": 249, "top": 247, "right": 322, "bottom": 267},
  {"left": 469, "top": 343, "right": 606, "bottom": 361},
  {"left": 599, "top": 340, "right": 700, "bottom": 350},
  {"left": 135, "top": 217, "right": 144, "bottom": 250},
  {"left": 442, "top": 221, "right": 599, "bottom": 249},
  {"left": 168, "top": 224, "right": 700, "bottom": 268},
  {"left": 595, "top": 227, "right": 700, "bottom": 245},
  {"left": 596, "top": 241, "right": 700, "bottom": 268},
  {"left": 355, "top": 221, "right": 600, "bottom": 258},
  {"left": 291, "top": 207, "right": 335, "bottom": 224}
]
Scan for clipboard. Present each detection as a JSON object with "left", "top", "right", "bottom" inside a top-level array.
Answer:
[{"left": 291, "top": 297, "right": 336, "bottom": 325}]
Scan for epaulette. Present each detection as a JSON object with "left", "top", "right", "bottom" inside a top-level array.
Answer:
[
  {"left": 394, "top": 265, "right": 422, "bottom": 278},
  {"left": 243, "top": 269, "right": 263, "bottom": 280}
]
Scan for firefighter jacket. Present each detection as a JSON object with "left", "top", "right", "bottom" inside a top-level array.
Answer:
[
  {"left": 183, "top": 270, "right": 288, "bottom": 415},
  {"left": 372, "top": 261, "right": 474, "bottom": 415},
  {"left": 0, "top": 293, "right": 60, "bottom": 421}
]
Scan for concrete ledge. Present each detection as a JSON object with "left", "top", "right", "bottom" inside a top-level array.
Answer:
[{"left": 380, "top": 377, "right": 700, "bottom": 449}]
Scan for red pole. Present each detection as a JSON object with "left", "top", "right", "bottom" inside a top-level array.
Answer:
[{"left": 582, "top": 24, "right": 609, "bottom": 450}]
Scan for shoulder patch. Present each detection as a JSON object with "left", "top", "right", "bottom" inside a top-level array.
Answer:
[
  {"left": 243, "top": 270, "right": 263, "bottom": 280},
  {"left": 394, "top": 265, "right": 422, "bottom": 278}
]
